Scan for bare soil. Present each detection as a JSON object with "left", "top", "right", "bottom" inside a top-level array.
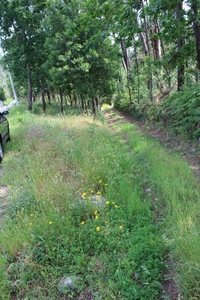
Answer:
[{"left": 0, "top": 167, "right": 9, "bottom": 224}]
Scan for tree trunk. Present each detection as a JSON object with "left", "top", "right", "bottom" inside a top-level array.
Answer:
[
  {"left": 176, "top": 1, "right": 185, "bottom": 91},
  {"left": 92, "top": 97, "right": 98, "bottom": 117},
  {"left": 47, "top": 88, "right": 51, "bottom": 105},
  {"left": 41, "top": 86, "right": 46, "bottom": 112},
  {"left": 27, "top": 63, "right": 32, "bottom": 110},
  {"left": 69, "top": 94, "right": 73, "bottom": 106},
  {"left": 191, "top": 2, "right": 200, "bottom": 71},
  {"left": 151, "top": 21, "right": 161, "bottom": 60},
  {"left": 140, "top": 0, "right": 153, "bottom": 101},
  {"left": 59, "top": 89, "right": 64, "bottom": 113},
  {"left": 134, "top": 45, "right": 140, "bottom": 104},
  {"left": 81, "top": 95, "right": 84, "bottom": 110},
  {"left": 120, "top": 39, "right": 132, "bottom": 104},
  {"left": 84, "top": 98, "right": 88, "bottom": 114}
]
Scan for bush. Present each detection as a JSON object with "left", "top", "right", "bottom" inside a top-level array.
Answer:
[
  {"left": 0, "top": 86, "right": 6, "bottom": 102},
  {"left": 159, "top": 85, "right": 200, "bottom": 139},
  {"left": 114, "top": 93, "right": 131, "bottom": 112}
]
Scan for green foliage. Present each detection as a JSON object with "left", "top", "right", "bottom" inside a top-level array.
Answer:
[
  {"left": 114, "top": 93, "right": 131, "bottom": 112},
  {"left": 160, "top": 85, "right": 200, "bottom": 139},
  {"left": 0, "top": 86, "right": 6, "bottom": 101},
  {"left": 8, "top": 193, "right": 39, "bottom": 219}
]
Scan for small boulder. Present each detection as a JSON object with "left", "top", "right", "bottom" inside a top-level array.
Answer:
[
  {"left": 73, "top": 194, "right": 107, "bottom": 210},
  {"left": 58, "top": 275, "right": 80, "bottom": 294}
]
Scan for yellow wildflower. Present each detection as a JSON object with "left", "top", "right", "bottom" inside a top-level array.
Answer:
[
  {"left": 106, "top": 201, "right": 110, "bottom": 205},
  {"left": 99, "top": 180, "right": 102, "bottom": 183},
  {"left": 96, "top": 226, "right": 101, "bottom": 231},
  {"left": 119, "top": 225, "right": 123, "bottom": 229},
  {"left": 30, "top": 214, "right": 33, "bottom": 217},
  {"left": 97, "top": 191, "right": 101, "bottom": 195},
  {"left": 81, "top": 221, "right": 85, "bottom": 225},
  {"left": 115, "top": 205, "right": 119, "bottom": 208},
  {"left": 29, "top": 222, "right": 32, "bottom": 226},
  {"left": 112, "top": 202, "right": 115, "bottom": 204},
  {"left": 94, "top": 210, "right": 98, "bottom": 215},
  {"left": 82, "top": 192, "right": 87, "bottom": 198},
  {"left": 49, "top": 221, "right": 53, "bottom": 224},
  {"left": 95, "top": 215, "right": 99, "bottom": 220}
]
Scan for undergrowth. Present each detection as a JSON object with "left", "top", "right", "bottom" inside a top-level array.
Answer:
[{"left": 114, "top": 84, "right": 200, "bottom": 140}]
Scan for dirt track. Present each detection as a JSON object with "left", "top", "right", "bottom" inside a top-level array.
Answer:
[
  {"left": 104, "top": 107, "right": 200, "bottom": 183},
  {"left": 103, "top": 107, "right": 192, "bottom": 300},
  {"left": 0, "top": 167, "right": 9, "bottom": 223}
]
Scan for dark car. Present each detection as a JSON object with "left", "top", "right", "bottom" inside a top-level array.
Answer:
[{"left": 0, "top": 110, "right": 10, "bottom": 162}]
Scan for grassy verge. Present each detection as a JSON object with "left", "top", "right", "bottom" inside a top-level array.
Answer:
[{"left": 0, "top": 103, "right": 199, "bottom": 299}]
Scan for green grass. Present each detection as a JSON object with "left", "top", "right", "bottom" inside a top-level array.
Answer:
[{"left": 0, "top": 103, "right": 199, "bottom": 299}]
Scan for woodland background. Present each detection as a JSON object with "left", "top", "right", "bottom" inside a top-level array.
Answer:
[{"left": 0, "top": 0, "right": 200, "bottom": 140}]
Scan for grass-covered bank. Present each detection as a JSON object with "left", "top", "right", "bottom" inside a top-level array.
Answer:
[{"left": 0, "top": 103, "right": 199, "bottom": 299}]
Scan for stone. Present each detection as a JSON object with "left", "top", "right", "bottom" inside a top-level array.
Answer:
[
  {"left": 57, "top": 275, "right": 80, "bottom": 294},
  {"left": 73, "top": 194, "right": 107, "bottom": 210}
]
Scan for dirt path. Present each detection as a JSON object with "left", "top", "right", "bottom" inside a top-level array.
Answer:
[
  {"left": 104, "top": 107, "right": 200, "bottom": 183},
  {"left": 103, "top": 107, "right": 188, "bottom": 300},
  {"left": 0, "top": 167, "right": 9, "bottom": 223}
]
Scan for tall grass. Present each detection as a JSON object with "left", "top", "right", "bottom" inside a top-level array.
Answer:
[
  {"left": 118, "top": 117, "right": 200, "bottom": 299},
  {"left": 0, "top": 103, "right": 199, "bottom": 299}
]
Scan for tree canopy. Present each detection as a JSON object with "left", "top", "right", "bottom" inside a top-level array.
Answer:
[{"left": 0, "top": 0, "right": 199, "bottom": 127}]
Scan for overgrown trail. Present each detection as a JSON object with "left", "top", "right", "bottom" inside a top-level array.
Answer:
[
  {"left": 0, "top": 167, "right": 9, "bottom": 224},
  {"left": 103, "top": 106, "right": 200, "bottom": 300},
  {"left": 103, "top": 107, "right": 200, "bottom": 182}
]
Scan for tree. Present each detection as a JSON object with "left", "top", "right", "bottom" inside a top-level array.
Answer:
[{"left": 0, "top": 0, "right": 47, "bottom": 110}]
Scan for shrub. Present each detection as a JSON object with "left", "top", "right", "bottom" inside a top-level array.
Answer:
[
  {"left": 0, "top": 86, "right": 6, "bottom": 102},
  {"left": 160, "top": 85, "right": 200, "bottom": 139}
]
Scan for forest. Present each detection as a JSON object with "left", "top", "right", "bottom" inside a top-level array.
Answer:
[{"left": 0, "top": 0, "right": 200, "bottom": 139}]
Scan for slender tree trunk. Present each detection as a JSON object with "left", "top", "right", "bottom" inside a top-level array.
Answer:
[
  {"left": 27, "top": 63, "right": 32, "bottom": 110},
  {"left": 69, "top": 94, "right": 72, "bottom": 106},
  {"left": 52, "top": 91, "right": 56, "bottom": 103},
  {"left": 33, "top": 93, "right": 36, "bottom": 102},
  {"left": 134, "top": 45, "right": 140, "bottom": 104},
  {"left": 81, "top": 95, "right": 84, "bottom": 110},
  {"left": 120, "top": 39, "right": 132, "bottom": 103},
  {"left": 92, "top": 97, "right": 98, "bottom": 117},
  {"left": 176, "top": 1, "right": 185, "bottom": 91},
  {"left": 59, "top": 89, "right": 64, "bottom": 113},
  {"left": 151, "top": 21, "right": 161, "bottom": 61},
  {"left": 140, "top": 0, "right": 153, "bottom": 101},
  {"left": 47, "top": 88, "right": 51, "bottom": 105},
  {"left": 191, "top": 2, "right": 200, "bottom": 71},
  {"left": 41, "top": 86, "right": 46, "bottom": 112},
  {"left": 156, "top": 21, "right": 171, "bottom": 88},
  {"left": 84, "top": 99, "right": 88, "bottom": 114}
]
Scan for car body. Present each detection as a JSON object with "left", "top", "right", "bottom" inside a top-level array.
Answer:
[{"left": 0, "top": 110, "right": 10, "bottom": 162}]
